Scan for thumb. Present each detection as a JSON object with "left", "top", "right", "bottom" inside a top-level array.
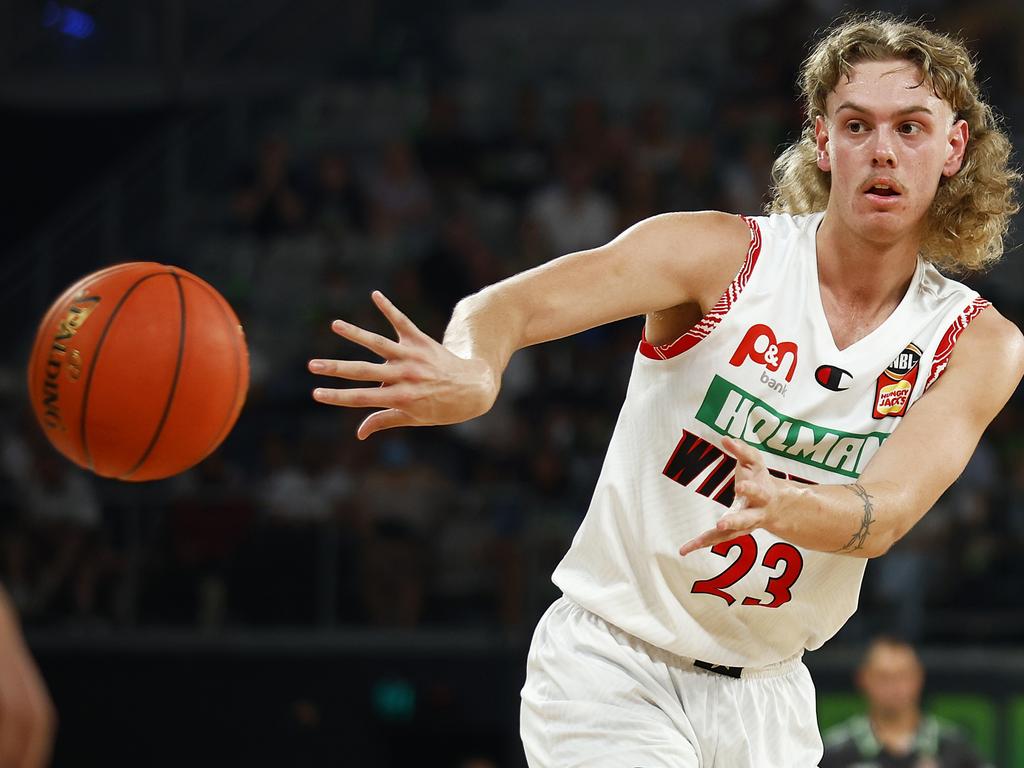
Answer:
[
  {"left": 357, "top": 409, "right": 416, "bottom": 440},
  {"left": 729, "top": 477, "right": 751, "bottom": 512}
]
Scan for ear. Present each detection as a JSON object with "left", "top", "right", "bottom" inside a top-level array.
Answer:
[
  {"left": 942, "top": 119, "right": 969, "bottom": 177},
  {"left": 814, "top": 115, "right": 831, "bottom": 172}
]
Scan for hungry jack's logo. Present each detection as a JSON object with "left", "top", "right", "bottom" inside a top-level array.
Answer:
[{"left": 872, "top": 343, "right": 921, "bottom": 419}]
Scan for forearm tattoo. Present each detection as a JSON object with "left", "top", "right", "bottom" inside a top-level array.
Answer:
[{"left": 834, "top": 483, "right": 875, "bottom": 554}]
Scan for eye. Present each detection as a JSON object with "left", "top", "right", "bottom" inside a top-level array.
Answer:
[
  {"left": 847, "top": 120, "right": 866, "bottom": 134},
  {"left": 898, "top": 123, "right": 922, "bottom": 135}
]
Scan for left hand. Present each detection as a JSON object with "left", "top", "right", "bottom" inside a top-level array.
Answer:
[
  {"left": 310, "top": 291, "right": 499, "bottom": 440},
  {"left": 678, "top": 437, "right": 779, "bottom": 556}
]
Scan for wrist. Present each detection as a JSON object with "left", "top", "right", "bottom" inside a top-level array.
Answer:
[
  {"left": 763, "top": 477, "right": 806, "bottom": 540},
  {"left": 462, "top": 355, "right": 502, "bottom": 417}
]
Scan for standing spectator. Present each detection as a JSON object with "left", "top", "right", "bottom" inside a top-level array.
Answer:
[{"left": 822, "top": 637, "right": 990, "bottom": 768}]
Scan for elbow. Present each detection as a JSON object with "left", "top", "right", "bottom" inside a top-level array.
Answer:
[
  {"left": 864, "top": 534, "right": 897, "bottom": 559},
  {"left": 864, "top": 507, "right": 923, "bottom": 559}
]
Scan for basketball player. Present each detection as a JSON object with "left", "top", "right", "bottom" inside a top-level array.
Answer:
[
  {"left": 0, "top": 586, "right": 56, "bottom": 767},
  {"left": 309, "top": 16, "right": 1024, "bottom": 767}
]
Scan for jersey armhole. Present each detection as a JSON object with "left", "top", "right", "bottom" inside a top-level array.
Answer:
[
  {"left": 638, "top": 215, "right": 763, "bottom": 360},
  {"left": 924, "top": 296, "right": 991, "bottom": 389}
]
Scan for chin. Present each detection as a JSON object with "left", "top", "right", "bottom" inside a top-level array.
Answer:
[{"left": 849, "top": 206, "right": 917, "bottom": 243}]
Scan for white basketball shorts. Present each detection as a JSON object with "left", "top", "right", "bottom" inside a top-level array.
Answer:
[{"left": 520, "top": 597, "right": 823, "bottom": 767}]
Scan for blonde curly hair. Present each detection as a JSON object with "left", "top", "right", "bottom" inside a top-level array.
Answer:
[{"left": 769, "top": 14, "right": 1019, "bottom": 274}]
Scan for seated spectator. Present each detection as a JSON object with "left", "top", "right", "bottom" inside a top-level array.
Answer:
[
  {"left": 477, "top": 85, "right": 551, "bottom": 207},
  {"left": 366, "top": 140, "right": 434, "bottom": 235},
  {"left": 821, "top": 636, "right": 990, "bottom": 768},
  {"left": 231, "top": 135, "right": 306, "bottom": 238},
  {"left": 12, "top": 446, "right": 108, "bottom": 625},
  {"left": 307, "top": 148, "right": 367, "bottom": 242},
  {"left": 527, "top": 148, "right": 616, "bottom": 258},
  {"left": 414, "top": 88, "right": 478, "bottom": 202},
  {"left": 562, "top": 97, "right": 627, "bottom": 188},
  {"left": 630, "top": 100, "right": 680, "bottom": 182},
  {"left": 663, "top": 132, "right": 727, "bottom": 213}
]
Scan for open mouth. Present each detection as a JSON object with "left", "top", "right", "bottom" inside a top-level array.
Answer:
[{"left": 864, "top": 182, "right": 901, "bottom": 198}]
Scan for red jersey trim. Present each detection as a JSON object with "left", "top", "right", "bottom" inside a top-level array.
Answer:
[
  {"left": 924, "top": 296, "right": 991, "bottom": 390},
  {"left": 639, "top": 216, "right": 762, "bottom": 360}
]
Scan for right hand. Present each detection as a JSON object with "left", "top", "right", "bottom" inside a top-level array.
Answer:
[
  {"left": 0, "top": 590, "right": 56, "bottom": 768},
  {"left": 309, "top": 291, "right": 498, "bottom": 439}
]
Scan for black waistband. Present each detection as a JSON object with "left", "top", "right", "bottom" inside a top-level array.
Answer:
[{"left": 693, "top": 659, "right": 743, "bottom": 678}]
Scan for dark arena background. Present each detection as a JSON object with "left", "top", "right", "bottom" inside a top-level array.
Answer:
[{"left": 5, "top": 1, "right": 1024, "bottom": 766}]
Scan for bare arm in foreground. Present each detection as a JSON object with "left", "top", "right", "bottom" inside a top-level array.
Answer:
[{"left": 0, "top": 587, "right": 56, "bottom": 768}]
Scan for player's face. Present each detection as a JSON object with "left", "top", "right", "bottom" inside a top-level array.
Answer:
[{"left": 815, "top": 59, "right": 968, "bottom": 245}]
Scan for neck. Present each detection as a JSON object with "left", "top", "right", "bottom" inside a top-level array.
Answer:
[
  {"left": 870, "top": 708, "right": 921, "bottom": 751},
  {"left": 816, "top": 210, "right": 920, "bottom": 311}
]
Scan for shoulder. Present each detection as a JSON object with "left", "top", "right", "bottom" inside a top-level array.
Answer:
[
  {"left": 629, "top": 209, "right": 751, "bottom": 246},
  {"left": 963, "top": 302, "right": 1024, "bottom": 352},
  {"left": 927, "top": 716, "right": 990, "bottom": 762},
  {"left": 926, "top": 302, "right": 1024, "bottom": 418},
  {"left": 950, "top": 304, "right": 1024, "bottom": 383},
  {"left": 613, "top": 211, "right": 753, "bottom": 306},
  {"left": 628, "top": 210, "right": 754, "bottom": 270},
  {"left": 821, "top": 714, "right": 870, "bottom": 746}
]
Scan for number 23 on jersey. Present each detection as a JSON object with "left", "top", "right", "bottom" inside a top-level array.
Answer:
[{"left": 691, "top": 535, "right": 804, "bottom": 608}]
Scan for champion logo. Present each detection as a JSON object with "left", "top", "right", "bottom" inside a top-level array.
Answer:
[{"left": 815, "top": 365, "right": 853, "bottom": 392}]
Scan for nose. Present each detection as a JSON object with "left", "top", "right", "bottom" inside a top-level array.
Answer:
[{"left": 871, "top": 128, "right": 898, "bottom": 168}]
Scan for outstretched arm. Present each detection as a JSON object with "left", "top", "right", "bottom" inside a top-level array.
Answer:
[
  {"left": 680, "top": 307, "right": 1024, "bottom": 558},
  {"left": 0, "top": 587, "right": 56, "bottom": 768},
  {"left": 310, "top": 211, "right": 751, "bottom": 438}
]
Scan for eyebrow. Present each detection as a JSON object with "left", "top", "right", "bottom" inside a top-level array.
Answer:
[{"left": 834, "top": 101, "right": 934, "bottom": 117}]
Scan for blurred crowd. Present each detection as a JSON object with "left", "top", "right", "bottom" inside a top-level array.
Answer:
[{"left": 3, "top": 0, "right": 1024, "bottom": 645}]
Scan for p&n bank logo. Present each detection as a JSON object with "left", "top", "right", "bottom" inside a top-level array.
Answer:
[{"left": 729, "top": 323, "right": 798, "bottom": 396}]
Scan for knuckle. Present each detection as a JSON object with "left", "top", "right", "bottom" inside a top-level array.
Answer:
[{"left": 404, "top": 364, "right": 430, "bottom": 383}]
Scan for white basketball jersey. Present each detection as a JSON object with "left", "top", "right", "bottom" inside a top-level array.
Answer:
[{"left": 552, "top": 211, "right": 990, "bottom": 668}]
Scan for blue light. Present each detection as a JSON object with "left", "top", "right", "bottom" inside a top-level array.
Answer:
[
  {"left": 41, "top": 3, "right": 96, "bottom": 39},
  {"left": 60, "top": 7, "right": 95, "bottom": 39}
]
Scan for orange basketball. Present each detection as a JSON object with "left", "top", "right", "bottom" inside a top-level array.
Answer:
[{"left": 27, "top": 262, "right": 249, "bottom": 481}]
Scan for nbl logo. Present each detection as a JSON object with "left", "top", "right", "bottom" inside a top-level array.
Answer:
[{"left": 873, "top": 342, "right": 922, "bottom": 418}]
